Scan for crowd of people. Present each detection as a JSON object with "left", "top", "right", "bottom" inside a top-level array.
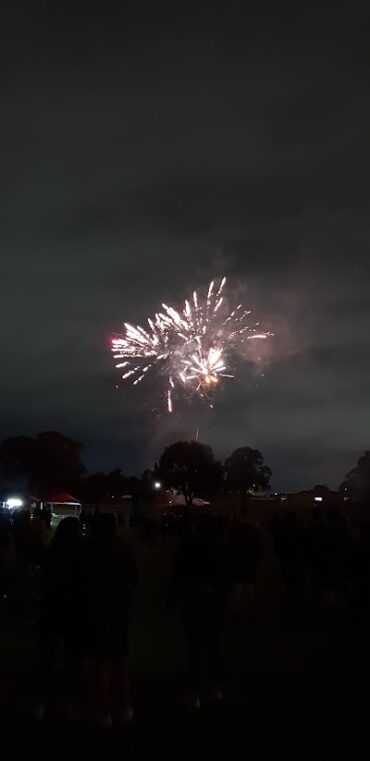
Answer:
[
  {"left": 1, "top": 503, "right": 370, "bottom": 728},
  {"left": 167, "top": 513, "right": 263, "bottom": 704},
  {"left": 36, "top": 512, "right": 137, "bottom": 726},
  {"left": 271, "top": 509, "right": 370, "bottom": 630},
  {"left": 0, "top": 506, "right": 51, "bottom": 569}
]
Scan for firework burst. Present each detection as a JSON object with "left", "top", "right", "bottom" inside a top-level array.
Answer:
[{"left": 112, "top": 277, "right": 271, "bottom": 412}]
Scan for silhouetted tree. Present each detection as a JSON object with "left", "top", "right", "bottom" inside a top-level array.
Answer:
[
  {"left": 34, "top": 432, "right": 86, "bottom": 492},
  {"left": 125, "top": 476, "right": 140, "bottom": 494},
  {"left": 0, "top": 435, "right": 34, "bottom": 489},
  {"left": 79, "top": 469, "right": 128, "bottom": 502},
  {"left": 224, "top": 447, "right": 271, "bottom": 499},
  {"left": 0, "top": 431, "right": 85, "bottom": 493},
  {"left": 106, "top": 468, "right": 127, "bottom": 498},
  {"left": 340, "top": 451, "right": 370, "bottom": 500},
  {"left": 313, "top": 484, "right": 331, "bottom": 494},
  {"left": 142, "top": 469, "right": 154, "bottom": 487},
  {"left": 311, "top": 484, "right": 331, "bottom": 499},
  {"left": 156, "top": 440, "right": 221, "bottom": 506},
  {"left": 80, "top": 472, "right": 108, "bottom": 502}
]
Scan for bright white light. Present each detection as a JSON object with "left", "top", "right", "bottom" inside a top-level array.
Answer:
[
  {"left": 154, "top": 481, "right": 161, "bottom": 490},
  {"left": 314, "top": 496, "right": 323, "bottom": 502},
  {"left": 6, "top": 498, "right": 23, "bottom": 509}
]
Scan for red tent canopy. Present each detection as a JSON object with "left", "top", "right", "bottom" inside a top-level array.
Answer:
[{"left": 40, "top": 491, "right": 81, "bottom": 505}]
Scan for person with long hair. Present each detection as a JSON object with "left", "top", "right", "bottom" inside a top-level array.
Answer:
[
  {"left": 82, "top": 513, "right": 137, "bottom": 728},
  {"left": 36, "top": 517, "right": 84, "bottom": 719}
]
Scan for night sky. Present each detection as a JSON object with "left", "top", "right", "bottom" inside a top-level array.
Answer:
[{"left": 1, "top": 2, "right": 369, "bottom": 490}]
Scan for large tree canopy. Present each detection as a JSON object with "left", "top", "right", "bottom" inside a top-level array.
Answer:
[
  {"left": 340, "top": 451, "right": 370, "bottom": 500},
  {"left": 156, "top": 440, "right": 221, "bottom": 506},
  {"left": 224, "top": 447, "right": 271, "bottom": 497},
  {"left": 79, "top": 468, "right": 128, "bottom": 502},
  {"left": 0, "top": 431, "right": 85, "bottom": 493}
]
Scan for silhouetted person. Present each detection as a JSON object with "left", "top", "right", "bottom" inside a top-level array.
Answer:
[
  {"left": 12, "top": 509, "right": 31, "bottom": 568},
  {"left": 160, "top": 512, "right": 168, "bottom": 539},
  {"left": 0, "top": 508, "right": 11, "bottom": 551},
  {"left": 117, "top": 511, "right": 126, "bottom": 528},
  {"left": 91, "top": 507, "right": 101, "bottom": 536},
  {"left": 26, "top": 508, "right": 48, "bottom": 566},
  {"left": 168, "top": 516, "right": 229, "bottom": 705},
  {"left": 129, "top": 512, "right": 136, "bottom": 530},
  {"left": 324, "top": 511, "right": 350, "bottom": 606},
  {"left": 350, "top": 523, "right": 370, "bottom": 631},
  {"left": 36, "top": 517, "right": 84, "bottom": 719},
  {"left": 344, "top": 522, "right": 370, "bottom": 698},
  {"left": 272, "top": 512, "right": 306, "bottom": 626},
  {"left": 79, "top": 507, "right": 87, "bottom": 527},
  {"left": 82, "top": 513, "right": 137, "bottom": 727},
  {"left": 306, "top": 508, "right": 328, "bottom": 617},
  {"left": 41, "top": 505, "right": 52, "bottom": 530},
  {"left": 84, "top": 510, "right": 93, "bottom": 535},
  {"left": 229, "top": 518, "right": 263, "bottom": 616},
  {"left": 0, "top": 509, "right": 12, "bottom": 602}
]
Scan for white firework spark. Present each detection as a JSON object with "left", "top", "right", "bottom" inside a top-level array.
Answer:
[{"left": 111, "top": 277, "right": 271, "bottom": 411}]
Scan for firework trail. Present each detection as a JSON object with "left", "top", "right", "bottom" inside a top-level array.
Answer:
[{"left": 112, "top": 277, "right": 271, "bottom": 412}]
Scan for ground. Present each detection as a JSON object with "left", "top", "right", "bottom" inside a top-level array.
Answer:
[{"left": 0, "top": 528, "right": 369, "bottom": 758}]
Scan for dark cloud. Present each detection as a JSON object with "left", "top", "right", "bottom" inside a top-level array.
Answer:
[{"left": 1, "top": 2, "right": 369, "bottom": 488}]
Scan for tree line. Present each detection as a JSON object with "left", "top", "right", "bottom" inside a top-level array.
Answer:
[{"left": 0, "top": 431, "right": 369, "bottom": 505}]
